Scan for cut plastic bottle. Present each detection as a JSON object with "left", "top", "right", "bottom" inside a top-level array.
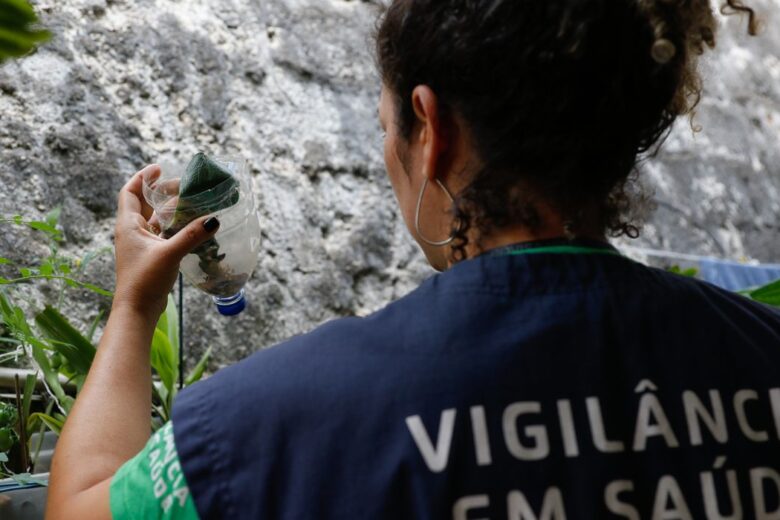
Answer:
[{"left": 142, "top": 154, "right": 261, "bottom": 316}]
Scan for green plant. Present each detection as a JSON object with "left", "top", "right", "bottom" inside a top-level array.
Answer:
[
  {"left": 668, "top": 265, "right": 699, "bottom": 278},
  {"left": 1, "top": 290, "right": 210, "bottom": 436},
  {"left": 0, "top": 0, "right": 50, "bottom": 63},
  {"left": 744, "top": 279, "right": 780, "bottom": 308},
  {"left": 150, "top": 295, "right": 212, "bottom": 426},
  {"left": 0, "top": 401, "right": 20, "bottom": 477},
  {"left": 0, "top": 402, "right": 19, "bottom": 452},
  {"left": 0, "top": 210, "right": 210, "bottom": 444},
  {"left": 667, "top": 265, "right": 780, "bottom": 309},
  {"left": 0, "top": 209, "right": 113, "bottom": 299},
  {"left": 0, "top": 209, "right": 110, "bottom": 397}
]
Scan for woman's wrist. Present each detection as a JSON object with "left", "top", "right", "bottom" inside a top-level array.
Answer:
[{"left": 109, "top": 296, "right": 164, "bottom": 328}]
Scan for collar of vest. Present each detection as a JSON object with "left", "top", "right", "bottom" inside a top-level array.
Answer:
[{"left": 479, "top": 237, "right": 618, "bottom": 259}]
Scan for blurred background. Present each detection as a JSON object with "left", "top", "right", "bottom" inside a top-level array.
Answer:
[{"left": 0, "top": 0, "right": 778, "bottom": 371}]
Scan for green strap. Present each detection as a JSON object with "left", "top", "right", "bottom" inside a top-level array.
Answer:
[{"left": 502, "top": 245, "right": 622, "bottom": 257}]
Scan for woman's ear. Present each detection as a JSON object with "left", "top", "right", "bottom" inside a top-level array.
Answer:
[{"left": 411, "top": 85, "right": 446, "bottom": 182}]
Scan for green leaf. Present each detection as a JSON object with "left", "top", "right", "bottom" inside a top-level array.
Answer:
[
  {"left": 45, "top": 207, "right": 61, "bottom": 228},
  {"left": 180, "top": 153, "right": 239, "bottom": 206},
  {"left": 749, "top": 279, "right": 780, "bottom": 307},
  {"left": 29, "top": 400, "right": 53, "bottom": 466},
  {"left": 0, "top": 311, "right": 71, "bottom": 418},
  {"left": 76, "top": 247, "right": 111, "bottom": 274},
  {"left": 0, "top": 292, "right": 36, "bottom": 342},
  {"left": 12, "top": 215, "right": 22, "bottom": 225},
  {"left": 27, "top": 413, "right": 63, "bottom": 436},
  {"left": 0, "top": 25, "right": 49, "bottom": 44},
  {"left": 19, "top": 267, "right": 31, "bottom": 277},
  {"left": 0, "top": 0, "right": 36, "bottom": 24},
  {"left": 12, "top": 305, "right": 31, "bottom": 336},
  {"left": 0, "top": 257, "right": 11, "bottom": 265},
  {"left": 0, "top": 290, "right": 13, "bottom": 319},
  {"left": 29, "top": 341, "right": 69, "bottom": 412},
  {"left": 667, "top": 265, "right": 698, "bottom": 278},
  {"left": 152, "top": 383, "right": 170, "bottom": 424},
  {"left": 185, "top": 346, "right": 212, "bottom": 386},
  {"left": 21, "top": 373, "right": 36, "bottom": 425},
  {"left": 166, "top": 153, "right": 240, "bottom": 234},
  {"left": 60, "top": 277, "right": 112, "bottom": 297},
  {"left": 150, "top": 296, "right": 180, "bottom": 417},
  {"left": 158, "top": 294, "right": 180, "bottom": 358},
  {"left": 77, "top": 281, "right": 113, "bottom": 297},
  {"left": 35, "top": 306, "right": 96, "bottom": 376},
  {"left": 38, "top": 261, "right": 53, "bottom": 276},
  {"left": 10, "top": 472, "right": 48, "bottom": 487},
  {"left": 0, "top": 24, "right": 50, "bottom": 61},
  {"left": 59, "top": 396, "right": 74, "bottom": 413},
  {"left": 0, "top": 402, "right": 17, "bottom": 427},
  {"left": 86, "top": 311, "right": 104, "bottom": 343},
  {"left": 150, "top": 328, "right": 176, "bottom": 396},
  {"left": 26, "top": 221, "right": 59, "bottom": 235}
]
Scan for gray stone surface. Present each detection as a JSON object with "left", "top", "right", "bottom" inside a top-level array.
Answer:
[
  {"left": 629, "top": 0, "right": 780, "bottom": 263},
  {"left": 0, "top": 0, "right": 778, "bottom": 371}
]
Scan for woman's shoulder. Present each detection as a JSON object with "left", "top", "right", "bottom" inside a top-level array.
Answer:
[{"left": 173, "top": 282, "right": 432, "bottom": 400}]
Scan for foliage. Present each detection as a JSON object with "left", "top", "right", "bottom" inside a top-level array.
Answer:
[
  {"left": 0, "top": 209, "right": 113, "bottom": 298},
  {"left": 0, "top": 208, "right": 110, "bottom": 370},
  {"left": 0, "top": 210, "right": 210, "bottom": 447},
  {"left": 1, "top": 292, "right": 210, "bottom": 437},
  {"left": 0, "top": 0, "right": 50, "bottom": 63},
  {"left": 667, "top": 265, "right": 699, "bottom": 278},
  {"left": 150, "top": 295, "right": 212, "bottom": 426},
  {"left": 745, "top": 279, "right": 780, "bottom": 308},
  {"left": 0, "top": 402, "right": 19, "bottom": 453},
  {"left": 668, "top": 265, "right": 779, "bottom": 309}
]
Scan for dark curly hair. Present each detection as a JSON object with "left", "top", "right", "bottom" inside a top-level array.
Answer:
[{"left": 375, "top": 0, "right": 758, "bottom": 259}]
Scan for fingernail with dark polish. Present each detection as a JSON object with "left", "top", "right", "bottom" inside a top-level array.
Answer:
[{"left": 204, "top": 217, "right": 220, "bottom": 232}]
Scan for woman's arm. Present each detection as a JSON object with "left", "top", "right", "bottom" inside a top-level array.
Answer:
[{"left": 45, "top": 166, "right": 219, "bottom": 520}]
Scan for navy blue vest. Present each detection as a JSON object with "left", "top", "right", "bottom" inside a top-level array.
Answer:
[{"left": 173, "top": 248, "right": 780, "bottom": 519}]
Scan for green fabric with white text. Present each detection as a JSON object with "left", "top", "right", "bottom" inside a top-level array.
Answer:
[{"left": 110, "top": 421, "right": 200, "bottom": 520}]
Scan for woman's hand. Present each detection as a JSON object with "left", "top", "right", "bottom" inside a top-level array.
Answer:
[{"left": 112, "top": 164, "right": 220, "bottom": 320}]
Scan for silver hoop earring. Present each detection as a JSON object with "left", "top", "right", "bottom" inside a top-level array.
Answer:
[{"left": 415, "top": 177, "right": 456, "bottom": 247}]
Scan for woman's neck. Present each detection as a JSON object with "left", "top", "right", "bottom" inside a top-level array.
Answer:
[
  {"left": 474, "top": 230, "right": 603, "bottom": 255},
  {"left": 448, "top": 215, "right": 608, "bottom": 268}
]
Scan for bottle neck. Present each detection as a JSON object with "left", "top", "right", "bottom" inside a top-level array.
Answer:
[{"left": 213, "top": 289, "right": 247, "bottom": 316}]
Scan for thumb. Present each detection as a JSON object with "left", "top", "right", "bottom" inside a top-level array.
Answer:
[{"left": 164, "top": 217, "right": 221, "bottom": 262}]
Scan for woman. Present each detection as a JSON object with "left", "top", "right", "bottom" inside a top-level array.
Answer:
[{"left": 47, "top": 1, "right": 779, "bottom": 519}]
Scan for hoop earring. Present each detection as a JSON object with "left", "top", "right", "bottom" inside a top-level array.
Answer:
[
  {"left": 563, "top": 221, "right": 576, "bottom": 240},
  {"left": 415, "top": 177, "right": 456, "bottom": 247}
]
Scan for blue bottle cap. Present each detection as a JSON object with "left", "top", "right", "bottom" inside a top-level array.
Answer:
[{"left": 213, "top": 290, "right": 247, "bottom": 316}]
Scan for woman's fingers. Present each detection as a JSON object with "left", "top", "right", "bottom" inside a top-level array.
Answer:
[
  {"left": 117, "top": 173, "right": 144, "bottom": 216},
  {"left": 136, "top": 165, "right": 159, "bottom": 221},
  {"left": 147, "top": 213, "right": 162, "bottom": 235},
  {"left": 162, "top": 217, "right": 220, "bottom": 263},
  {"left": 118, "top": 166, "right": 158, "bottom": 221}
]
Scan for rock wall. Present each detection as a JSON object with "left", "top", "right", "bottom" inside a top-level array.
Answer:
[
  {"left": 0, "top": 0, "right": 778, "bottom": 369},
  {"left": 635, "top": 0, "right": 780, "bottom": 262}
]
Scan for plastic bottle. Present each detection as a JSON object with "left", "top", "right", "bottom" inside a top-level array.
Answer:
[{"left": 142, "top": 155, "right": 261, "bottom": 316}]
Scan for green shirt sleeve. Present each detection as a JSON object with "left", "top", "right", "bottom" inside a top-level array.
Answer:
[{"left": 110, "top": 421, "right": 200, "bottom": 520}]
